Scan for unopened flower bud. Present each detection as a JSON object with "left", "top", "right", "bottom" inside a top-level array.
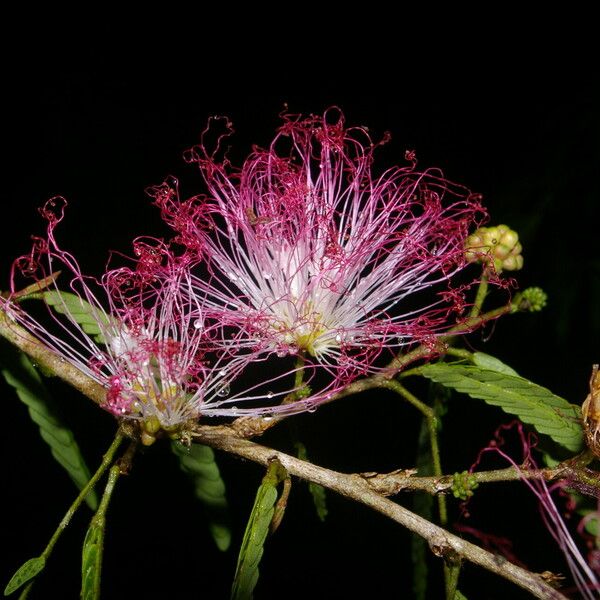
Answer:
[
  {"left": 141, "top": 431, "right": 157, "bottom": 446},
  {"left": 451, "top": 470, "right": 479, "bottom": 500},
  {"left": 139, "top": 416, "right": 162, "bottom": 446},
  {"left": 513, "top": 287, "right": 548, "bottom": 312},
  {"left": 502, "top": 254, "right": 524, "bottom": 271},
  {"left": 144, "top": 415, "right": 161, "bottom": 435},
  {"left": 465, "top": 224, "right": 523, "bottom": 273}
]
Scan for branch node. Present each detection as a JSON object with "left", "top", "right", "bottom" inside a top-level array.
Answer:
[{"left": 358, "top": 468, "right": 419, "bottom": 495}]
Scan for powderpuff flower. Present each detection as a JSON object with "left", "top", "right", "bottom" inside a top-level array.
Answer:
[
  {"left": 152, "top": 110, "right": 487, "bottom": 380},
  {"left": 3, "top": 198, "right": 318, "bottom": 439}
]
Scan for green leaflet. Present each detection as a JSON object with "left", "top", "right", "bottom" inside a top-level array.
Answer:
[
  {"left": 28, "top": 290, "right": 109, "bottom": 342},
  {"left": 4, "top": 558, "right": 45, "bottom": 596},
  {"left": 307, "top": 476, "right": 327, "bottom": 522},
  {"left": 81, "top": 464, "right": 121, "bottom": 600},
  {"left": 0, "top": 348, "right": 98, "bottom": 510},
  {"left": 231, "top": 460, "right": 288, "bottom": 600},
  {"left": 454, "top": 591, "right": 468, "bottom": 600},
  {"left": 4, "top": 436, "right": 122, "bottom": 599},
  {"left": 81, "top": 521, "right": 103, "bottom": 600},
  {"left": 471, "top": 352, "right": 519, "bottom": 376},
  {"left": 294, "top": 442, "right": 328, "bottom": 521},
  {"left": 419, "top": 364, "right": 584, "bottom": 452},
  {"left": 172, "top": 442, "right": 232, "bottom": 551}
]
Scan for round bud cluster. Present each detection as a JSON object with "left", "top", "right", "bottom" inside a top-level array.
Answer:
[
  {"left": 514, "top": 287, "right": 548, "bottom": 313},
  {"left": 465, "top": 225, "right": 523, "bottom": 273},
  {"left": 451, "top": 470, "right": 479, "bottom": 501}
]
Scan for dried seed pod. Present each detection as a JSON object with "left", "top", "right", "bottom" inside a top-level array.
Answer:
[{"left": 582, "top": 364, "right": 600, "bottom": 457}]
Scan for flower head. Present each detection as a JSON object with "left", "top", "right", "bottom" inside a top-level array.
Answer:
[
  {"left": 4, "top": 198, "right": 319, "bottom": 438},
  {"left": 153, "top": 110, "right": 487, "bottom": 379},
  {"left": 465, "top": 224, "right": 524, "bottom": 273}
]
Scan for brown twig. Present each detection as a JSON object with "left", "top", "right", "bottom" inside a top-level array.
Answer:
[
  {"left": 359, "top": 460, "right": 599, "bottom": 496},
  {"left": 191, "top": 424, "right": 567, "bottom": 600}
]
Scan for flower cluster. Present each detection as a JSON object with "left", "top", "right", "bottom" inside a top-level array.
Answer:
[
  {"left": 152, "top": 110, "right": 486, "bottom": 382},
  {"left": 3, "top": 110, "right": 490, "bottom": 439},
  {"left": 465, "top": 224, "right": 523, "bottom": 273}
]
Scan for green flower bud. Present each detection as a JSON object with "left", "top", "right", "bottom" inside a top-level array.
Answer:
[
  {"left": 144, "top": 415, "right": 161, "bottom": 434},
  {"left": 465, "top": 224, "right": 524, "bottom": 273},
  {"left": 141, "top": 431, "right": 157, "bottom": 446},
  {"left": 139, "top": 415, "right": 162, "bottom": 446},
  {"left": 451, "top": 470, "right": 479, "bottom": 501},
  {"left": 513, "top": 287, "right": 548, "bottom": 312}
]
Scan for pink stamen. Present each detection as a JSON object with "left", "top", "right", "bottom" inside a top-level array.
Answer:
[{"left": 152, "top": 109, "right": 491, "bottom": 383}]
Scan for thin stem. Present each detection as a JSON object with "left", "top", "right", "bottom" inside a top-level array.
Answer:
[
  {"left": 394, "top": 346, "right": 470, "bottom": 378},
  {"left": 382, "top": 381, "right": 447, "bottom": 517},
  {"left": 469, "top": 272, "right": 489, "bottom": 318},
  {"left": 81, "top": 464, "right": 122, "bottom": 600},
  {"left": 380, "top": 379, "right": 433, "bottom": 418},
  {"left": 386, "top": 304, "right": 511, "bottom": 373},
  {"left": 445, "top": 562, "right": 461, "bottom": 599},
  {"left": 444, "top": 347, "right": 473, "bottom": 361},
  {"left": 350, "top": 459, "right": 600, "bottom": 497},
  {"left": 95, "top": 464, "right": 121, "bottom": 519},
  {"left": 294, "top": 354, "right": 306, "bottom": 389},
  {"left": 41, "top": 431, "right": 124, "bottom": 560},
  {"left": 385, "top": 380, "right": 454, "bottom": 595}
]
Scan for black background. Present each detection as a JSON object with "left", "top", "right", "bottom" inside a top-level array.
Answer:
[{"left": 1, "top": 36, "right": 598, "bottom": 599}]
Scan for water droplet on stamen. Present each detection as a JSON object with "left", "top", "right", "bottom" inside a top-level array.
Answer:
[
  {"left": 266, "top": 391, "right": 274, "bottom": 399},
  {"left": 193, "top": 319, "right": 202, "bottom": 329},
  {"left": 216, "top": 382, "right": 230, "bottom": 397}
]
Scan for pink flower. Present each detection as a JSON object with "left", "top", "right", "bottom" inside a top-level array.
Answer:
[
  {"left": 4, "top": 198, "right": 318, "bottom": 433},
  {"left": 152, "top": 110, "right": 486, "bottom": 381}
]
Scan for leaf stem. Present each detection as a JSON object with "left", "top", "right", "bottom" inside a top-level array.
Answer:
[
  {"left": 384, "top": 380, "right": 456, "bottom": 594},
  {"left": 445, "top": 562, "right": 461, "bottom": 599},
  {"left": 41, "top": 431, "right": 124, "bottom": 561},
  {"left": 294, "top": 354, "right": 305, "bottom": 389},
  {"left": 81, "top": 464, "right": 122, "bottom": 599},
  {"left": 444, "top": 347, "right": 473, "bottom": 361},
  {"left": 96, "top": 464, "right": 121, "bottom": 517},
  {"left": 382, "top": 381, "right": 448, "bottom": 520},
  {"left": 470, "top": 272, "right": 489, "bottom": 318}
]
